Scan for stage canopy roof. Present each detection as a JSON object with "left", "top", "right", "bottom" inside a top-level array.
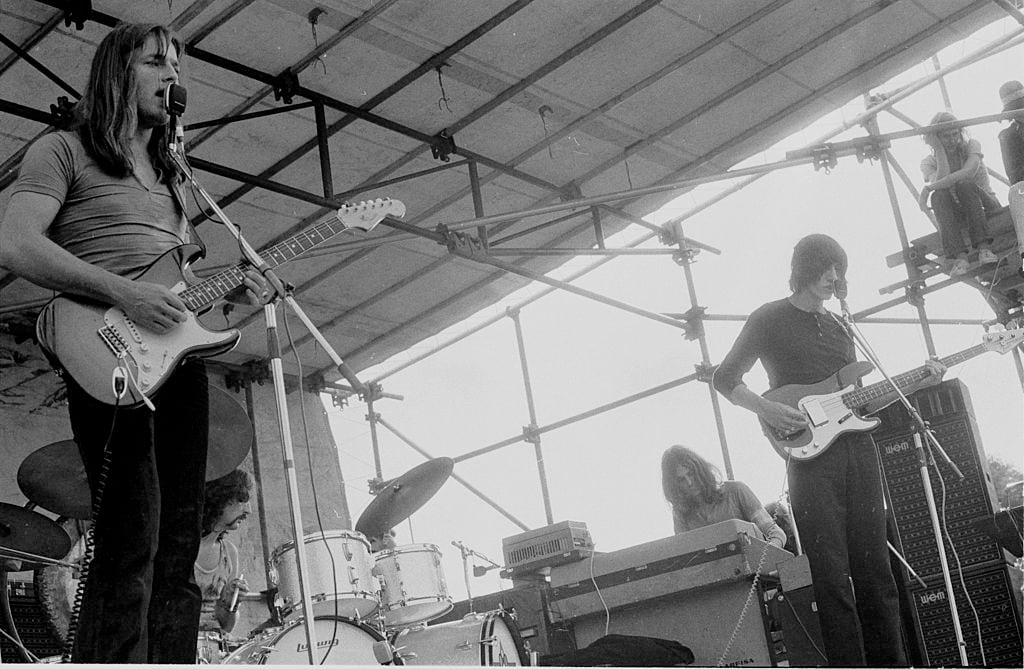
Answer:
[{"left": 0, "top": 0, "right": 1011, "bottom": 390}]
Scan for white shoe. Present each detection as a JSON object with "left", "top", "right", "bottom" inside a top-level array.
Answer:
[{"left": 977, "top": 248, "right": 998, "bottom": 264}]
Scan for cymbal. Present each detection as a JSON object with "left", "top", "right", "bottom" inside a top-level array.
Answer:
[
  {"left": 355, "top": 458, "right": 454, "bottom": 539},
  {"left": 0, "top": 503, "right": 72, "bottom": 571},
  {"left": 17, "top": 385, "right": 254, "bottom": 519},
  {"left": 17, "top": 441, "right": 91, "bottom": 520},
  {"left": 206, "top": 385, "right": 254, "bottom": 481}
]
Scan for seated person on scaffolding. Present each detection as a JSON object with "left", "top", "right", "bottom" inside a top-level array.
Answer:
[
  {"left": 918, "top": 111, "right": 1002, "bottom": 276},
  {"left": 997, "top": 80, "right": 1024, "bottom": 266}
]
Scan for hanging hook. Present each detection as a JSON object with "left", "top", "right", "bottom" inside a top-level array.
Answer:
[
  {"left": 308, "top": 8, "right": 329, "bottom": 75},
  {"left": 436, "top": 63, "right": 453, "bottom": 113}
]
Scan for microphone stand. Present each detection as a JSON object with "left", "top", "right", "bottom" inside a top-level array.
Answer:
[
  {"left": 451, "top": 541, "right": 501, "bottom": 614},
  {"left": 836, "top": 297, "right": 969, "bottom": 666},
  {"left": 166, "top": 129, "right": 363, "bottom": 664}
]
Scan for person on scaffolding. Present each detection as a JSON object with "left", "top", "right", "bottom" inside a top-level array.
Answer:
[
  {"left": 997, "top": 80, "right": 1024, "bottom": 271},
  {"left": 918, "top": 111, "right": 1002, "bottom": 276}
]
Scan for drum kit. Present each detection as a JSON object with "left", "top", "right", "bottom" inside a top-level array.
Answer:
[
  {"left": 214, "top": 457, "right": 530, "bottom": 665},
  {"left": 1, "top": 415, "right": 530, "bottom": 665}
]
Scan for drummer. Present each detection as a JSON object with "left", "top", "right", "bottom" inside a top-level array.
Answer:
[
  {"left": 195, "top": 470, "right": 252, "bottom": 636},
  {"left": 368, "top": 528, "right": 398, "bottom": 553}
]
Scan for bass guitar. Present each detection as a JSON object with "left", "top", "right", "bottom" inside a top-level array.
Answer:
[
  {"left": 36, "top": 198, "right": 405, "bottom": 407},
  {"left": 760, "top": 328, "right": 1024, "bottom": 461}
]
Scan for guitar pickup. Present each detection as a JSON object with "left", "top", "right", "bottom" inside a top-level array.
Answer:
[{"left": 801, "top": 399, "right": 829, "bottom": 427}]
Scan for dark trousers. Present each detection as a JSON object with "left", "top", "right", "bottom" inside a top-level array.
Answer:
[
  {"left": 788, "top": 433, "right": 906, "bottom": 667},
  {"left": 67, "top": 360, "right": 209, "bottom": 664},
  {"left": 930, "top": 182, "right": 999, "bottom": 257}
]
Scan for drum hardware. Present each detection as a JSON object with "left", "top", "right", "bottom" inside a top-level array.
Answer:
[
  {"left": 374, "top": 543, "right": 453, "bottom": 628},
  {"left": 15, "top": 393, "right": 251, "bottom": 522}
]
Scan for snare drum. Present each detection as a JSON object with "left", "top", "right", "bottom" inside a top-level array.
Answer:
[
  {"left": 373, "top": 543, "right": 453, "bottom": 627},
  {"left": 196, "top": 630, "right": 246, "bottom": 664},
  {"left": 269, "top": 530, "right": 377, "bottom": 619},
  {"left": 391, "top": 610, "right": 527, "bottom": 665},
  {"left": 223, "top": 616, "right": 385, "bottom": 665}
]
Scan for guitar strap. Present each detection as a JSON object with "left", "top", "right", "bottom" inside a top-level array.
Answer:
[{"left": 171, "top": 178, "right": 207, "bottom": 263}]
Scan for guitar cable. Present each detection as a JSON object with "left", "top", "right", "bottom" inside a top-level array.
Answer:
[
  {"left": 62, "top": 398, "right": 120, "bottom": 663},
  {"left": 280, "top": 303, "right": 345, "bottom": 665}
]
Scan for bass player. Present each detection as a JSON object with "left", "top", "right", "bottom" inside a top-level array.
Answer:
[
  {"left": 0, "top": 23, "right": 270, "bottom": 663},
  {"left": 712, "top": 233, "right": 944, "bottom": 667}
]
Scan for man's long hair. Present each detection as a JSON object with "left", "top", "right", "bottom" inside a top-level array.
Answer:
[
  {"left": 71, "top": 22, "right": 180, "bottom": 183},
  {"left": 202, "top": 469, "right": 252, "bottom": 536},
  {"left": 661, "top": 445, "right": 723, "bottom": 510},
  {"left": 789, "top": 233, "right": 847, "bottom": 293}
]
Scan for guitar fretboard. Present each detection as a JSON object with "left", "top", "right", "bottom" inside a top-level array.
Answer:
[
  {"left": 178, "top": 216, "right": 356, "bottom": 312},
  {"left": 842, "top": 344, "right": 987, "bottom": 409}
]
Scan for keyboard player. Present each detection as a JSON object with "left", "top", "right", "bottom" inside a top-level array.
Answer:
[{"left": 661, "top": 445, "right": 786, "bottom": 548}]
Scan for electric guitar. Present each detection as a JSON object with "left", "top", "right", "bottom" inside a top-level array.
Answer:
[
  {"left": 36, "top": 198, "right": 405, "bottom": 407},
  {"left": 760, "top": 328, "right": 1024, "bottom": 461}
]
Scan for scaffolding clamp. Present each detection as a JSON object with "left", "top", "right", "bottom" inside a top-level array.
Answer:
[
  {"left": 438, "top": 223, "right": 487, "bottom": 257},
  {"left": 522, "top": 424, "right": 541, "bottom": 445},
  {"left": 695, "top": 361, "right": 717, "bottom": 384},
  {"left": 50, "top": 96, "right": 74, "bottom": 130},
  {"left": 810, "top": 144, "right": 838, "bottom": 173},
  {"left": 273, "top": 68, "right": 301, "bottom": 105},
  {"left": 63, "top": 0, "right": 91, "bottom": 30},
  {"left": 855, "top": 138, "right": 889, "bottom": 164},
  {"left": 431, "top": 129, "right": 457, "bottom": 162},
  {"left": 679, "top": 306, "right": 706, "bottom": 341},
  {"left": 905, "top": 282, "right": 926, "bottom": 308}
]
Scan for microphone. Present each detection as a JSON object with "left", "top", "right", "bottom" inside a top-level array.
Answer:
[
  {"left": 163, "top": 83, "right": 187, "bottom": 151},
  {"left": 834, "top": 277, "right": 851, "bottom": 319}
]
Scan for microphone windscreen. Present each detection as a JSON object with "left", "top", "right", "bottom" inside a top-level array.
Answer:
[{"left": 834, "top": 277, "right": 848, "bottom": 300}]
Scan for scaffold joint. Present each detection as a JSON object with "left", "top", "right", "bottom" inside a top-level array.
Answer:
[
  {"left": 855, "top": 138, "right": 888, "bottom": 164},
  {"left": 438, "top": 223, "right": 487, "bottom": 257},
  {"left": 522, "top": 424, "right": 540, "bottom": 445},
  {"left": 679, "top": 306, "right": 706, "bottom": 341},
  {"left": 695, "top": 361, "right": 717, "bottom": 383},
  {"left": 905, "top": 282, "right": 926, "bottom": 308},
  {"left": 363, "top": 381, "right": 386, "bottom": 403},
  {"left": 431, "top": 129, "right": 457, "bottom": 162},
  {"left": 50, "top": 96, "right": 74, "bottom": 130},
  {"left": 810, "top": 144, "right": 838, "bottom": 173},
  {"left": 63, "top": 0, "right": 91, "bottom": 30},
  {"left": 273, "top": 68, "right": 300, "bottom": 105}
]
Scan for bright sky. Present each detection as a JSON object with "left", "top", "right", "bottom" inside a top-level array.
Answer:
[{"left": 324, "top": 17, "right": 1024, "bottom": 605}]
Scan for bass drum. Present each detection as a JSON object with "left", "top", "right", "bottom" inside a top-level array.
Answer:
[
  {"left": 391, "top": 610, "right": 527, "bottom": 666},
  {"left": 224, "top": 616, "right": 388, "bottom": 665},
  {"left": 34, "top": 518, "right": 90, "bottom": 644}
]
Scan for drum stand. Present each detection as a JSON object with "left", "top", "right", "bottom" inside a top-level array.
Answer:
[
  {"left": 837, "top": 302, "right": 970, "bottom": 666},
  {"left": 169, "top": 140, "right": 368, "bottom": 665}
]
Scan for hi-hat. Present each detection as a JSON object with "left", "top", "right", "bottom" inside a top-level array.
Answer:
[
  {"left": 0, "top": 503, "right": 72, "bottom": 571},
  {"left": 355, "top": 458, "right": 454, "bottom": 539},
  {"left": 17, "top": 386, "right": 254, "bottom": 520}
]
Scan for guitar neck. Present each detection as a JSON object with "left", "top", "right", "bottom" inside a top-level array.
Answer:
[
  {"left": 177, "top": 216, "right": 353, "bottom": 312},
  {"left": 844, "top": 344, "right": 987, "bottom": 409}
]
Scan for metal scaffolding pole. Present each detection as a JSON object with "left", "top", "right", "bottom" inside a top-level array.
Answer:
[
  {"left": 507, "top": 308, "right": 555, "bottom": 525},
  {"left": 667, "top": 225, "right": 734, "bottom": 479},
  {"left": 453, "top": 373, "right": 700, "bottom": 464},
  {"left": 865, "top": 115, "right": 938, "bottom": 357},
  {"left": 372, "top": 416, "right": 530, "bottom": 531}
]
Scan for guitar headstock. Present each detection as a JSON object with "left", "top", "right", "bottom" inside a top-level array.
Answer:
[
  {"left": 982, "top": 327, "right": 1024, "bottom": 355},
  {"left": 335, "top": 198, "right": 406, "bottom": 232}
]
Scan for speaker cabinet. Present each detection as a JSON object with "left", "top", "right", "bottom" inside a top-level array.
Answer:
[
  {"left": 873, "top": 379, "right": 1008, "bottom": 581},
  {"left": 1, "top": 578, "right": 63, "bottom": 662},
  {"left": 903, "top": 565, "right": 1023, "bottom": 667}
]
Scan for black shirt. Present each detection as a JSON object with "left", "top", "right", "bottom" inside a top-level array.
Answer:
[{"left": 713, "top": 298, "right": 855, "bottom": 397}]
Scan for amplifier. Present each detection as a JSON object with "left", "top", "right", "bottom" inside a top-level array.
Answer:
[
  {"left": 1, "top": 578, "right": 63, "bottom": 661},
  {"left": 903, "top": 565, "right": 1022, "bottom": 667},
  {"left": 873, "top": 379, "right": 1008, "bottom": 581},
  {"left": 501, "top": 521, "right": 593, "bottom": 578}
]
